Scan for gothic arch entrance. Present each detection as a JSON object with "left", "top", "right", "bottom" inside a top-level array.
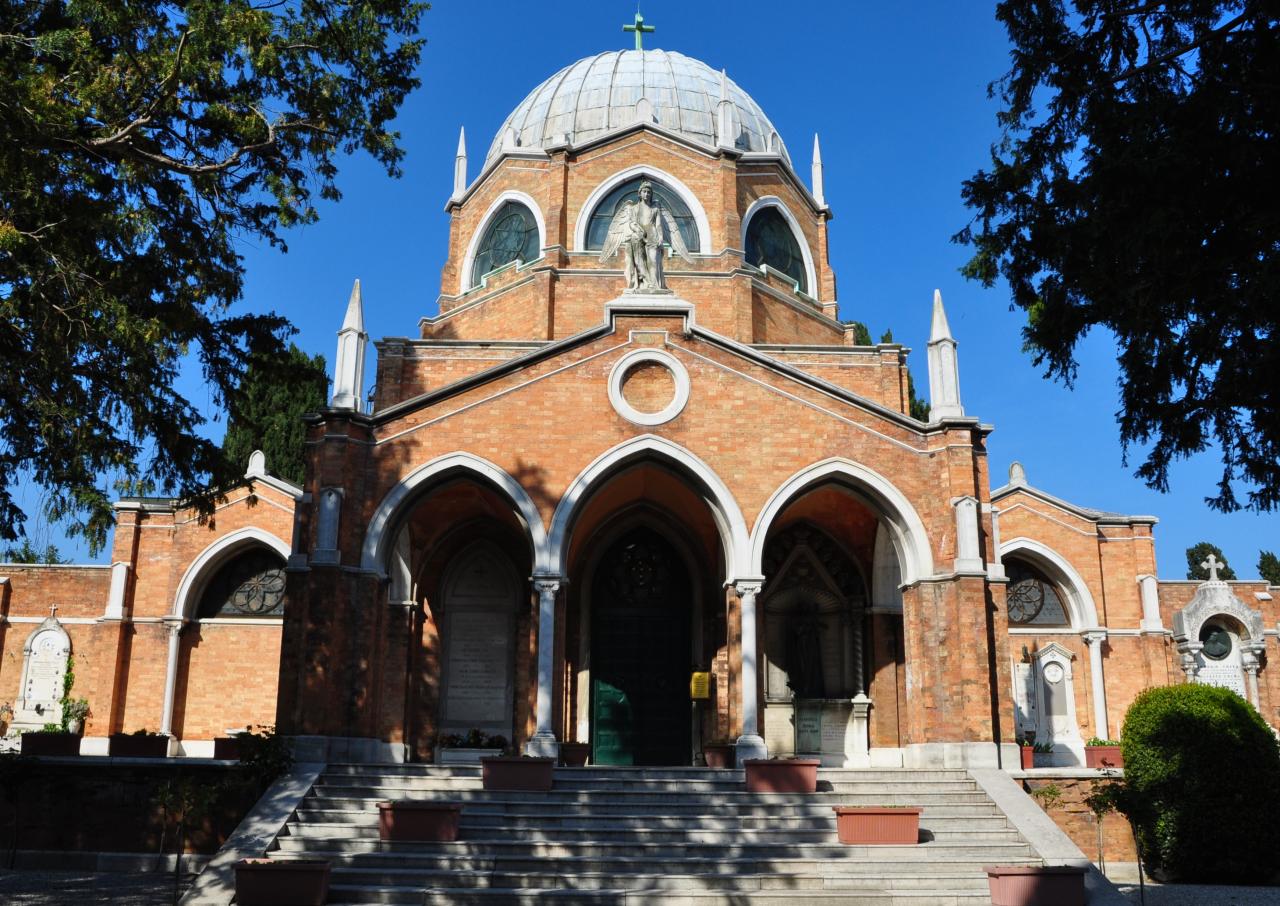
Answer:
[{"left": 588, "top": 525, "right": 693, "bottom": 765}]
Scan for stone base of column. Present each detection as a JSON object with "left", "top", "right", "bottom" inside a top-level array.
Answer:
[
  {"left": 735, "top": 734, "right": 768, "bottom": 766},
  {"left": 845, "top": 693, "right": 872, "bottom": 768},
  {"left": 525, "top": 733, "right": 560, "bottom": 760}
]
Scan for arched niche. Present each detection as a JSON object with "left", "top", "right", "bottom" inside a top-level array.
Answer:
[
  {"left": 459, "top": 190, "right": 546, "bottom": 293},
  {"left": 173, "top": 527, "right": 292, "bottom": 620},
  {"left": 999, "top": 537, "right": 1100, "bottom": 629},
  {"left": 741, "top": 196, "right": 816, "bottom": 297},
  {"left": 574, "top": 166, "right": 711, "bottom": 254}
]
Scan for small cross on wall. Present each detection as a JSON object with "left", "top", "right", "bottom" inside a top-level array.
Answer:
[
  {"left": 1201, "top": 554, "right": 1224, "bottom": 582},
  {"left": 623, "top": 12, "right": 655, "bottom": 50},
  {"left": 49, "top": 603, "right": 57, "bottom": 618}
]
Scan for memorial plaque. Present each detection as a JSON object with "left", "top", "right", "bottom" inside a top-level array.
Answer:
[
  {"left": 444, "top": 610, "right": 510, "bottom": 724},
  {"left": 1199, "top": 665, "right": 1247, "bottom": 698},
  {"left": 795, "top": 703, "right": 822, "bottom": 753},
  {"left": 820, "top": 704, "right": 849, "bottom": 754},
  {"left": 17, "top": 628, "right": 69, "bottom": 727}
]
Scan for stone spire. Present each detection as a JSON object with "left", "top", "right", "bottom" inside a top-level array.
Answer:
[
  {"left": 926, "top": 289, "right": 964, "bottom": 420},
  {"left": 330, "top": 279, "right": 368, "bottom": 411},
  {"left": 811, "top": 134, "right": 825, "bottom": 206},
  {"left": 452, "top": 126, "right": 467, "bottom": 199},
  {"left": 716, "top": 69, "right": 734, "bottom": 150}
]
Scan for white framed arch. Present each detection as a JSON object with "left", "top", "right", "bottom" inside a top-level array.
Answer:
[
  {"left": 459, "top": 189, "right": 548, "bottom": 294},
  {"left": 547, "top": 434, "right": 750, "bottom": 579},
  {"left": 361, "top": 451, "right": 551, "bottom": 579},
  {"left": 740, "top": 195, "right": 818, "bottom": 300},
  {"left": 999, "top": 537, "right": 1101, "bottom": 629},
  {"left": 572, "top": 165, "right": 713, "bottom": 255},
  {"left": 749, "top": 458, "right": 934, "bottom": 585},
  {"left": 172, "top": 526, "right": 291, "bottom": 620}
]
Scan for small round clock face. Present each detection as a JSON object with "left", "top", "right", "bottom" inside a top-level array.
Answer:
[
  {"left": 1043, "top": 662, "right": 1065, "bottom": 684},
  {"left": 1200, "top": 624, "right": 1233, "bottom": 661}
]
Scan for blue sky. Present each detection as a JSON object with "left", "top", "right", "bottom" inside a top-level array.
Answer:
[{"left": 30, "top": 0, "right": 1278, "bottom": 578}]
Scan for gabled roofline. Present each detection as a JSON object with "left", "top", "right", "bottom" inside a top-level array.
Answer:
[{"left": 992, "top": 481, "right": 1158, "bottom": 526}]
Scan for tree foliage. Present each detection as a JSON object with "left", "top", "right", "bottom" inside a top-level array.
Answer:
[
  {"left": 222, "top": 344, "right": 327, "bottom": 487},
  {"left": 0, "top": 539, "right": 67, "bottom": 564},
  {"left": 957, "top": 1, "right": 1279, "bottom": 512},
  {"left": 0, "top": 1, "right": 427, "bottom": 552},
  {"left": 1185, "top": 541, "right": 1236, "bottom": 580},
  {"left": 1259, "top": 550, "right": 1280, "bottom": 585}
]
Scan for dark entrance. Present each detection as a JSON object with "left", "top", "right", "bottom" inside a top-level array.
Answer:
[{"left": 590, "top": 526, "right": 692, "bottom": 765}]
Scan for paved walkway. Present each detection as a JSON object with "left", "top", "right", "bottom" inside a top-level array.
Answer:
[
  {"left": 1105, "top": 866, "right": 1280, "bottom": 905},
  {"left": 0, "top": 869, "right": 192, "bottom": 904}
]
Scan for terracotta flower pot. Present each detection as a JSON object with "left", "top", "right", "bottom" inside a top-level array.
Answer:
[
  {"left": 235, "top": 858, "right": 330, "bottom": 906},
  {"left": 833, "top": 807, "right": 922, "bottom": 845},
  {"left": 1019, "top": 747, "right": 1035, "bottom": 770},
  {"left": 703, "top": 743, "right": 735, "bottom": 769},
  {"left": 108, "top": 733, "right": 169, "bottom": 757},
  {"left": 481, "top": 756, "right": 555, "bottom": 791},
  {"left": 559, "top": 742, "right": 590, "bottom": 766},
  {"left": 20, "top": 732, "right": 80, "bottom": 756},
  {"left": 378, "top": 801, "right": 461, "bottom": 842},
  {"left": 743, "top": 758, "right": 819, "bottom": 793},
  {"left": 1084, "top": 745, "right": 1123, "bottom": 769},
  {"left": 213, "top": 737, "right": 241, "bottom": 760},
  {"left": 985, "top": 864, "right": 1086, "bottom": 906}
]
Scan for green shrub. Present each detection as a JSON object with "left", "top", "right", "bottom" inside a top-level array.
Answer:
[{"left": 1120, "top": 684, "right": 1280, "bottom": 883}]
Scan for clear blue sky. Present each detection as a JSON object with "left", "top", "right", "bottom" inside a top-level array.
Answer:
[{"left": 33, "top": 0, "right": 1278, "bottom": 578}]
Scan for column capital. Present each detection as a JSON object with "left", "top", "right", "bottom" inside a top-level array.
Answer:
[
  {"left": 532, "top": 577, "right": 563, "bottom": 596},
  {"left": 1081, "top": 629, "right": 1108, "bottom": 645},
  {"left": 161, "top": 616, "right": 187, "bottom": 636},
  {"left": 734, "top": 579, "right": 764, "bottom": 597}
]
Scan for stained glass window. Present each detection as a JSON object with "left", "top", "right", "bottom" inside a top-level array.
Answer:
[
  {"left": 1005, "top": 560, "right": 1070, "bottom": 627},
  {"left": 745, "top": 206, "right": 807, "bottom": 293},
  {"left": 470, "top": 202, "right": 540, "bottom": 287},
  {"left": 585, "top": 177, "right": 700, "bottom": 253},
  {"left": 196, "top": 549, "right": 287, "bottom": 619}
]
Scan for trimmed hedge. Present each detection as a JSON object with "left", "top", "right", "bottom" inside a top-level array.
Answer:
[{"left": 1121, "top": 684, "right": 1280, "bottom": 883}]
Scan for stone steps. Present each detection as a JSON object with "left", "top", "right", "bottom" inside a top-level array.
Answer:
[{"left": 262, "top": 766, "right": 1040, "bottom": 904}]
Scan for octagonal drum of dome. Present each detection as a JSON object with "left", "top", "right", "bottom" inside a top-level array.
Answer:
[{"left": 485, "top": 49, "right": 787, "bottom": 164}]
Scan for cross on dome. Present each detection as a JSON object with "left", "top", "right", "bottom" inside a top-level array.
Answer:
[
  {"left": 1201, "top": 553, "right": 1225, "bottom": 582},
  {"left": 623, "top": 12, "right": 655, "bottom": 50}
]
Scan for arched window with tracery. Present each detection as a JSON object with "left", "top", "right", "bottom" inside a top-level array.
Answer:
[
  {"left": 744, "top": 206, "right": 808, "bottom": 293},
  {"left": 195, "top": 548, "right": 287, "bottom": 619},
  {"left": 585, "top": 176, "right": 700, "bottom": 253},
  {"left": 1005, "top": 559, "right": 1071, "bottom": 627},
  {"left": 470, "top": 201, "right": 540, "bottom": 287}
]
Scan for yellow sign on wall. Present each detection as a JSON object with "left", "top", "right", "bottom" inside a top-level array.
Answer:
[{"left": 689, "top": 671, "right": 710, "bottom": 700}]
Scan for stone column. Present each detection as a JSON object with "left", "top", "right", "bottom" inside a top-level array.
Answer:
[
  {"left": 1083, "top": 630, "right": 1109, "bottom": 740},
  {"left": 1243, "top": 648, "right": 1262, "bottom": 707},
  {"left": 159, "top": 617, "right": 185, "bottom": 753},
  {"left": 734, "top": 580, "right": 768, "bottom": 764},
  {"left": 526, "top": 578, "right": 561, "bottom": 758}
]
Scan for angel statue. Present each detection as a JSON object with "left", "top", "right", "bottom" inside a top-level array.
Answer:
[{"left": 598, "top": 180, "right": 695, "bottom": 292}]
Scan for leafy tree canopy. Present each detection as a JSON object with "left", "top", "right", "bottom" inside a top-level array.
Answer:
[
  {"left": 1186, "top": 541, "right": 1236, "bottom": 580},
  {"left": 1258, "top": 550, "right": 1280, "bottom": 585},
  {"left": 222, "top": 344, "right": 327, "bottom": 487},
  {"left": 0, "top": 1, "right": 427, "bottom": 553},
  {"left": 1, "top": 539, "right": 68, "bottom": 564},
  {"left": 957, "top": 1, "right": 1279, "bottom": 513}
]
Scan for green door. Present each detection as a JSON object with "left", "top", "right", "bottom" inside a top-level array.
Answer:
[{"left": 591, "top": 527, "right": 691, "bottom": 765}]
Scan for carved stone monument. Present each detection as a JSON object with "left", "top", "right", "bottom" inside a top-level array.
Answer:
[{"left": 13, "top": 609, "right": 71, "bottom": 732}]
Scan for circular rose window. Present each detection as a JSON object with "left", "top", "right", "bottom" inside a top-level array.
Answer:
[{"left": 608, "top": 349, "right": 690, "bottom": 425}]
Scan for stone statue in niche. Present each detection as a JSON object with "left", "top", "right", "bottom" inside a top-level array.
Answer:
[
  {"left": 598, "top": 180, "right": 694, "bottom": 292},
  {"left": 786, "top": 599, "right": 826, "bottom": 699}
]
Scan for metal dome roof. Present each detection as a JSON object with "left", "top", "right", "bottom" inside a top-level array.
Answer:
[{"left": 485, "top": 49, "right": 788, "bottom": 164}]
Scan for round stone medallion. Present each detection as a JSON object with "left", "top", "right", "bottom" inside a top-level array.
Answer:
[{"left": 608, "top": 349, "right": 690, "bottom": 426}]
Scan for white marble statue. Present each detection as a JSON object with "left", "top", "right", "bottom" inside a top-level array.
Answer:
[{"left": 598, "top": 180, "right": 694, "bottom": 292}]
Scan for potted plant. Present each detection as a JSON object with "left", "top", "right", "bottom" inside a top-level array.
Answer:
[
  {"left": 1084, "top": 737, "right": 1123, "bottom": 769},
  {"left": 21, "top": 723, "right": 81, "bottom": 756},
  {"left": 437, "top": 728, "right": 508, "bottom": 765},
  {"left": 702, "top": 740, "right": 735, "bottom": 769},
  {"left": 984, "top": 864, "right": 1086, "bottom": 906},
  {"left": 1031, "top": 741, "right": 1055, "bottom": 767},
  {"left": 377, "top": 801, "right": 462, "bottom": 841},
  {"left": 559, "top": 741, "right": 590, "bottom": 767},
  {"left": 109, "top": 729, "right": 170, "bottom": 758},
  {"left": 743, "top": 758, "right": 820, "bottom": 793},
  {"left": 1016, "top": 737, "right": 1035, "bottom": 770},
  {"left": 235, "top": 858, "right": 331, "bottom": 906},
  {"left": 481, "top": 755, "right": 555, "bottom": 791},
  {"left": 62, "top": 698, "right": 90, "bottom": 736},
  {"left": 833, "top": 806, "right": 922, "bottom": 844}
]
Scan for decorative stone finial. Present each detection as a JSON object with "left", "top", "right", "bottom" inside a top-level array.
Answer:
[
  {"left": 926, "top": 289, "right": 964, "bottom": 420},
  {"left": 716, "top": 70, "right": 734, "bottom": 150},
  {"left": 1201, "top": 554, "right": 1226, "bottom": 583},
  {"left": 1009, "top": 461, "right": 1027, "bottom": 486},
  {"left": 246, "top": 450, "right": 267, "bottom": 479},
  {"left": 634, "top": 97, "right": 655, "bottom": 124},
  {"left": 330, "top": 279, "right": 368, "bottom": 410},
  {"left": 452, "top": 126, "right": 467, "bottom": 199},
  {"left": 811, "top": 134, "right": 825, "bottom": 206}
]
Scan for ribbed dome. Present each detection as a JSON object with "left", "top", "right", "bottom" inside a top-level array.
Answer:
[{"left": 486, "top": 50, "right": 787, "bottom": 164}]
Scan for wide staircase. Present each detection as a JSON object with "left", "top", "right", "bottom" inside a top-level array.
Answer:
[{"left": 274, "top": 764, "right": 1043, "bottom": 904}]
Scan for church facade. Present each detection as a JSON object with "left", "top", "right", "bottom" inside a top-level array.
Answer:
[{"left": 2, "top": 45, "right": 1276, "bottom": 769}]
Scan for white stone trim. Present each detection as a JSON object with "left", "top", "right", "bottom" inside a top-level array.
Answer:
[
  {"left": 172, "top": 527, "right": 291, "bottom": 620},
  {"left": 749, "top": 458, "right": 935, "bottom": 585},
  {"left": 360, "top": 451, "right": 551, "bottom": 577},
  {"left": 572, "top": 165, "right": 712, "bottom": 254},
  {"left": 546, "top": 434, "right": 750, "bottom": 579},
  {"left": 998, "top": 537, "right": 1101, "bottom": 629},
  {"left": 459, "top": 190, "right": 547, "bottom": 294},
  {"left": 740, "top": 196, "right": 818, "bottom": 300},
  {"left": 607, "top": 348, "right": 690, "bottom": 426}
]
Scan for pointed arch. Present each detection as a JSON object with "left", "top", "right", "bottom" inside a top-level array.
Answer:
[
  {"left": 999, "top": 537, "right": 1100, "bottom": 629},
  {"left": 361, "top": 452, "right": 551, "bottom": 579},
  {"left": 750, "top": 458, "right": 934, "bottom": 585},
  {"left": 173, "top": 527, "right": 291, "bottom": 620},
  {"left": 547, "top": 435, "right": 749, "bottom": 579}
]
